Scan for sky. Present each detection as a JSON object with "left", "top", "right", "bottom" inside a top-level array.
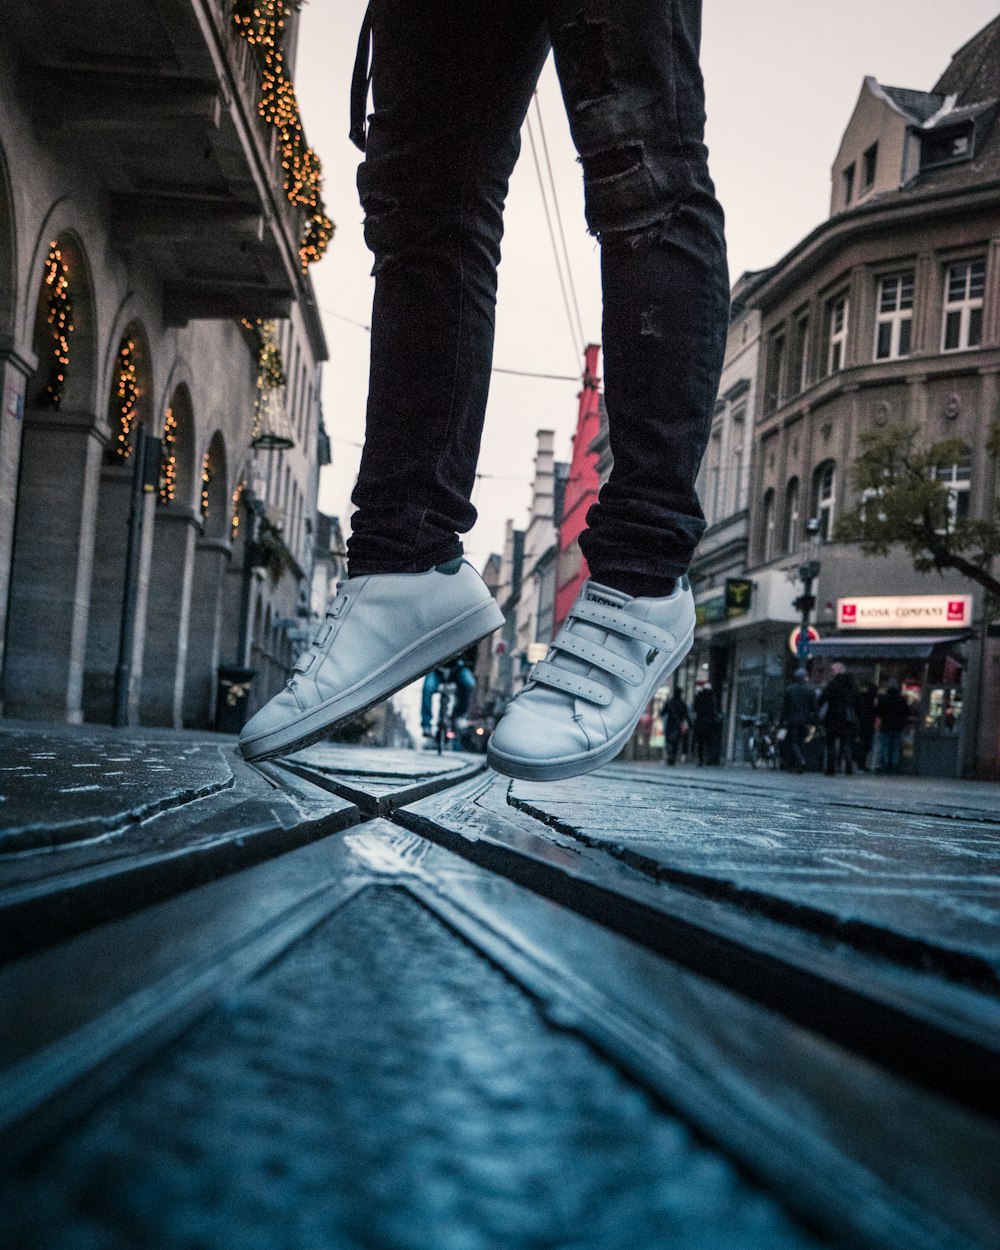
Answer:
[{"left": 294, "top": 1, "right": 1000, "bottom": 573}]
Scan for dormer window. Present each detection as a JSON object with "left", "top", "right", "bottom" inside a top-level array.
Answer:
[
  {"left": 862, "top": 142, "right": 878, "bottom": 190},
  {"left": 921, "top": 123, "right": 974, "bottom": 171}
]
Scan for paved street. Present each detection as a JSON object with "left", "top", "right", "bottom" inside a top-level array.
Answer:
[{"left": 2, "top": 721, "right": 999, "bottom": 1250}]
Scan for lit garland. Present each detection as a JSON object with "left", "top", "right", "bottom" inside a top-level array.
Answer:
[
  {"left": 231, "top": 480, "right": 245, "bottom": 540},
  {"left": 113, "top": 337, "right": 141, "bottom": 459},
  {"left": 40, "top": 241, "right": 74, "bottom": 409},
  {"left": 231, "top": 0, "right": 334, "bottom": 271},
  {"left": 158, "top": 406, "right": 178, "bottom": 505},
  {"left": 201, "top": 451, "right": 213, "bottom": 519}
]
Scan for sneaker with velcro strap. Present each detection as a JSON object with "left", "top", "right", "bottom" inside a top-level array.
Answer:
[
  {"left": 238, "top": 558, "right": 503, "bottom": 762},
  {"left": 487, "top": 577, "right": 695, "bottom": 781}
]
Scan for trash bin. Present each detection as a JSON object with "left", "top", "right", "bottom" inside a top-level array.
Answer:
[{"left": 216, "top": 666, "right": 255, "bottom": 734}]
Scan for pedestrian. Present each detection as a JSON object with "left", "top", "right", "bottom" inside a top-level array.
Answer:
[
  {"left": 818, "top": 662, "right": 858, "bottom": 776},
  {"left": 693, "top": 682, "right": 720, "bottom": 766},
  {"left": 662, "top": 686, "right": 690, "bottom": 766},
  {"left": 780, "top": 667, "right": 817, "bottom": 774},
  {"left": 853, "top": 678, "right": 877, "bottom": 771},
  {"left": 421, "top": 645, "right": 478, "bottom": 743},
  {"left": 239, "top": 0, "right": 729, "bottom": 781},
  {"left": 875, "top": 680, "right": 910, "bottom": 774}
]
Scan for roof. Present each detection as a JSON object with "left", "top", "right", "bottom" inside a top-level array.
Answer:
[
  {"left": 933, "top": 15, "right": 1000, "bottom": 104},
  {"left": 881, "top": 85, "right": 946, "bottom": 123}
]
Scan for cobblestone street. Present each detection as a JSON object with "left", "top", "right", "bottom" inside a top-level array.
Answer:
[{"left": 2, "top": 721, "right": 999, "bottom": 1250}]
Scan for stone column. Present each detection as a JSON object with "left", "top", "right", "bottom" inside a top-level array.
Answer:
[
  {"left": 0, "top": 339, "right": 37, "bottom": 697},
  {"left": 140, "top": 507, "right": 199, "bottom": 727},
  {"left": 183, "top": 536, "right": 231, "bottom": 728},
  {"left": 2, "top": 405, "right": 103, "bottom": 722}
]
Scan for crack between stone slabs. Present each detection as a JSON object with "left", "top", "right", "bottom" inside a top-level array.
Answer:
[
  {"left": 506, "top": 788, "right": 1000, "bottom": 996},
  {"left": 0, "top": 773, "right": 238, "bottom": 855},
  {"left": 270, "top": 757, "right": 488, "bottom": 819}
]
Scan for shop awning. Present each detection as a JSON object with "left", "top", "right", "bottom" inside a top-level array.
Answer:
[{"left": 809, "top": 632, "right": 972, "bottom": 660}]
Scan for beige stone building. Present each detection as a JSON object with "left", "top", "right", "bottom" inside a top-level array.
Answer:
[
  {"left": 747, "top": 17, "right": 1000, "bottom": 777},
  {"left": 0, "top": 0, "right": 329, "bottom": 731}
]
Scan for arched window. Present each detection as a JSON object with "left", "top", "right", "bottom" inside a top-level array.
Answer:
[
  {"left": 761, "top": 489, "right": 776, "bottom": 563},
  {"left": 811, "top": 461, "right": 837, "bottom": 543},
  {"left": 784, "top": 477, "right": 800, "bottom": 552}
]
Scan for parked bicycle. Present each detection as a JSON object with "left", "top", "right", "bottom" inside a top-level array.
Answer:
[{"left": 741, "top": 714, "right": 779, "bottom": 769}]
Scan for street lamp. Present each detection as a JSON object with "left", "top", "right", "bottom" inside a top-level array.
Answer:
[{"left": 793, "top": 522, "right": 821, "bottom": 664}]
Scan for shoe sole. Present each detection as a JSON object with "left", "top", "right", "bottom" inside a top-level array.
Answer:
[
  {"left": 487, "top": 625, "right": 694, "bottom": 783},
  {"left": 239, "top": 598, "right": 504, "bottom": 762}
]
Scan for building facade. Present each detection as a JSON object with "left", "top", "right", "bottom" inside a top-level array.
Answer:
[
  {"left": 0, "top": 0, "right": 330, "bottom": 731},
  {"left": 747, "top": 18, "right": 1000, "bottom": 777}
]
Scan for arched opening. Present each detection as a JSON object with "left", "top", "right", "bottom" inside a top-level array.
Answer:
[
  {"left": 760, "top": 488, "right": 776, "bottom": 564},
  {"left": 183, "top": 430, "right": 233, "bottom": 728},
  {"left": 810, "top": 460, "right": 837, "bottom": 544},
  {"left": 141, "top": 383, "right": 200, "bottom": 726},
  {"left": 3, "top": 229, "right": 102, "bottom": 721},
  {"left": 82, "top": 321, "right": 156, "bottom": 723}
]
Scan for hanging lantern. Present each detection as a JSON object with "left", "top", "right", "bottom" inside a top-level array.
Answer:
[{"left": 250, "top": 320, "right": 295, "bottom": 450}]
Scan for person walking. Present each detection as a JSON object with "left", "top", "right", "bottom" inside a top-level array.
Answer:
[
  {"left": 239, "top": 0, "right": 729, "bottom": 781},
  {"left": 780, "top": 667, "right": 817, "bottom": 774},
  {"left": 693, "top": 682, "right": 720, "bottom": 766},
  {"left": 662, "top": 686, "right": 690, "bottom": 766},
  {"left": 819, "top": 663, "right": 858, "bottom": 776},
  {"left": 875, "top": 681, "right": 910, "bottom": 774},
  {"left": 853, "top": 678, "right": 877, "bottom": 771}
]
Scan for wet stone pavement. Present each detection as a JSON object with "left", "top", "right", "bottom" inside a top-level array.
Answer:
[{"left": 1, "top": 721, "right": 998, "bottom": 1250}]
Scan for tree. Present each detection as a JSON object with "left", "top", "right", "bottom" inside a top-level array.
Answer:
[{"left": 836, "top": 421, "right": 1000, "bottom": 609}]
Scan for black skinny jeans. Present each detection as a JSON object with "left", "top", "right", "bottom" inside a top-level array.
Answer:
[{"left": 347, "top": 0, "right": 729, "bottom": 594}]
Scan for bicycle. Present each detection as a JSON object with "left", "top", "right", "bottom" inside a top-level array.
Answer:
[{"left": 741, "top": 714, "right": 779, "bottom": 769}]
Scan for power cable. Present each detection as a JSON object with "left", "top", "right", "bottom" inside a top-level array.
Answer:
[
  {"left": 533, "top": 93, "right": 586, "bottom": 349},
  {"left": 524, "top": 112, "right": 581, "bottom": 368}
]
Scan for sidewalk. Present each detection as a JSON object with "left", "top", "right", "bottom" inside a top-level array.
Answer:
[{"left": 2, "top": 720, "right": 998, "bottom": 1250}]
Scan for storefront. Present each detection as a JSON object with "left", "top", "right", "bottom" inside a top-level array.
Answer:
[{"left": 809, "top": 594, "right": 974, "bottom": 778}]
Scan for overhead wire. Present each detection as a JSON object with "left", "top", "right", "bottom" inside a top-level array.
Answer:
[{"left": 532, "top": 93, "right": 586, "bottom": 350}]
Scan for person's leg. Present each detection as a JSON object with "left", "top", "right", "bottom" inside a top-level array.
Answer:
[
  {"left": 453, "top": 664, "right": 477, "bottom": 719},
  {"left": 547, "top": 0, "right": 728, "bottom": 594},
  {"left": 420, "top": 669, "right": 441, "bottom": 734},
  {"left": 348, "top": 0, "right": 549, "bottom": 575}
]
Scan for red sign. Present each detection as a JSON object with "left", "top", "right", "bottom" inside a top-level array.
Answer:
[
  {"left": 947, "top": 600, "right": 965, "bottom": 622},
  {"left": 841, "top": 603, "right": 857, "bottom": 624}
]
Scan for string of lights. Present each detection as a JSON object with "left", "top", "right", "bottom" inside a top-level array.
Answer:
[
  {"left": 230, "top": 0, "right": 334, "bottom": 271},
  {"left": 113, "top": 338, "right": 140, "bottom": 460},
  {"left": 40, "top": 241, "right": 74, "bottom": 409},
  {"left": 158, "top": 406, "right": 178, "bottom": 504}
]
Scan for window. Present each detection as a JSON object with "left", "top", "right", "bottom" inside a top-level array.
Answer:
[
  {"left": 705, "top": 429, "right": 722, "bottom": 526},
  {"left": 761, "top": 489, "right": 776, "bottom": 562},
  {"left": 812, "top": 461, "right": 837, "bottom": 543},
  {"left": 790, "top": 311, "right": 809, "bottom": 395},
  {"left": 764, "top": 330, "right": 786, "bottom": 413},
  {"left": 942, "top": 259, "right": 985, "bottom": 352},
  {"left": 863, "top": 142, "right": 878, "bottom": 189},
  {"left": 874, "top": 272, "right": 914, "bottom": 360},
  {"left": 826, "top": 294, "right": 849, "bottom": 375},
  {"left": 921, "top": 124, "right": 974, "bottom": 171},
  {"left": 932, "top": 446, "right": 972, "bottom": 531},
  {"left": 784, "top": 477, "right": 800, "bottom": 552},
  {"left": 730, "top": 403, "right": 746, "bottom": 514},
  {"left": 842, "top": 163, "right": 855, "bottom": 205}
]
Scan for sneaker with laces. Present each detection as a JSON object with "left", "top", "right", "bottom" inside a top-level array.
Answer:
[
  {"left": 239, "top": 559, "right": 503, "bottom": 762},
  {"left": 487, "top": 578, "right": 695, "bottom": 781}
]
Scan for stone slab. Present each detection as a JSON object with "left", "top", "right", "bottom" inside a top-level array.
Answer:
[{"left": 0, "top": 720, "right": 235, "bottom": 849}]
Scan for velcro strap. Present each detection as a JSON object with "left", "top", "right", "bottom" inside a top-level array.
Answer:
[
  {"left": 530, "top": 661, "right": 612, "bottom": 706},
  {"left": 570, "top": 600, "right": 677, "bottom": 652},
  {"left": 294, "top": 652, "right": 316, "bottom": 674},
  {"left": 313, "top": 623, "right": 333, "bottom": 648},
  {"left": 551, "top": 633, "right": 644, "bottom": 686}
]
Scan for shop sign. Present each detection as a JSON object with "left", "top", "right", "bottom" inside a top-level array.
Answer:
[
  {"left": 695, "top": 594, "right": 726, "bottom": 627},
  {"left": 789, "top": 625, "right": 820, "bottom": 656},
  {"left": 837, "top": 594, "right": 972, "bottom": 630},
  {"left": 724, "top": 577, "right": 753, "bottom": 618}
]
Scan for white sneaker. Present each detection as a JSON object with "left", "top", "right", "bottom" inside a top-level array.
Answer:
[
  {"left": 487, "top": 578, "right": 695, "bottom": 781},
  {"left": 239, "top": 559, "right": 503, "bottom": 761}
]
